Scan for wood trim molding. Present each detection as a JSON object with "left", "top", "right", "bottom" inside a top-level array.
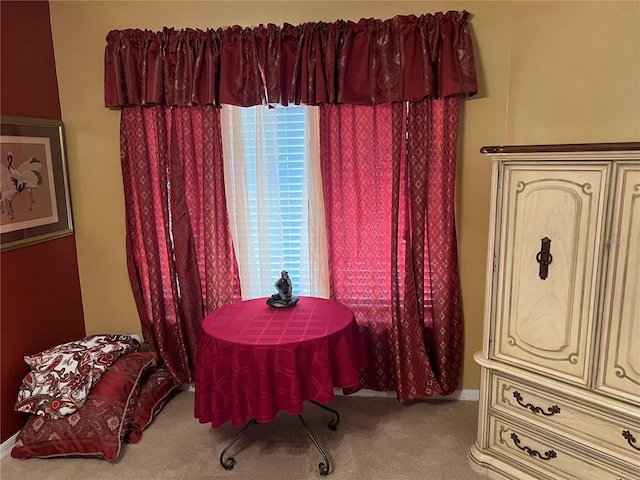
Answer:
[{"left": 481, "top": 143, "right": 640, "bottom": 155}]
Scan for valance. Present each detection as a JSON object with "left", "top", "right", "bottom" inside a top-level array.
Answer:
[{"left": 104, "top": 11, "right": 477, "bottom": 108}]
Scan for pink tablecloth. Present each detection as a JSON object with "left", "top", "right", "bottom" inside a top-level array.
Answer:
[{"left": 195, "top": 296, "right": 366, "bottom": 428}]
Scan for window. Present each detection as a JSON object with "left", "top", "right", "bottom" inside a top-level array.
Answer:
[{"left": 221, "top": 105, "right": 328, "bottom": 299}]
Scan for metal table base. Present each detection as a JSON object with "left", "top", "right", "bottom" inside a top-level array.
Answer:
[{"left": 219, "top": 401, "right": 340, "bottom": 476}]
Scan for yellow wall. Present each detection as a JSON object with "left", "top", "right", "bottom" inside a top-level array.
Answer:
[{"left": 49, "top": 1, "right": 640, "bottom": 391}]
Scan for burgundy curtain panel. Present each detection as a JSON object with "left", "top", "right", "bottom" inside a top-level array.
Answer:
[
  {"left": 403, "top": 97, "right": 463, "bottom": 397},
  {"left": 107, "top": 11, "right": 475, "bottom": 393},
  {"left": 319, "top": 103, "right": 399, "bottom": 392},
  {"left": 120, "top": 106, "right": 240, "bottom": 383},
  {"left": 319, "top": 99, "right": 463, "bottom": 400}
]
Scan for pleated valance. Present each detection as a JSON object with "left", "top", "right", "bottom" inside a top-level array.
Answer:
[{"left": 104, "top": 11, "right": 477, "bottom": 108}]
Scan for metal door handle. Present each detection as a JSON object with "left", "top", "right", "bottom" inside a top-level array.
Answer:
[{"left": 536, "top": 237, "right": 553, "bottom": 280}]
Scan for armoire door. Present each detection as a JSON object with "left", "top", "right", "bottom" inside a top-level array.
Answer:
[
  {"left": 491, "top": 163, "right": 610, "bottom": 386},
  {"left": 597, "top": 163, "right": 640, "bottom": 404}
]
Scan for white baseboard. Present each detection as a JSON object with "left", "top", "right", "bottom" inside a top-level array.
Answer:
[
  {"left": 436, "top": 389, "right": 479, "bottom": 401},
  {"left": 185, "top": 382, "right": 479, "bottom": 401},
  {"left": 1, "top": 431, "right": 18, "bottom": 459},
  {"left": 335, "top": 388, "right": 479, "bottom": 401}
]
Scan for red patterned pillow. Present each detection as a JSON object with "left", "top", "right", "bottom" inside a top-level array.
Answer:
[
  {"left": 11, "top": 352, "right": 155, "bottom": 462},
  {"left": 125, "top": 367, "right": 180, "bottom": 444}
]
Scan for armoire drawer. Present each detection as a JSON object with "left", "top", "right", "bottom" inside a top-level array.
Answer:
[
  {"left": 489, "top": 373, "right": 640, "bottom": 465},
  {"left": 487, "top": 415, "right": 636, "bottom": 480}
]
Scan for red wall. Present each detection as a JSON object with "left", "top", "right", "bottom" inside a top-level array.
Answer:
[{"left": 1, "top": 0, "right": 86, "bottom": 442}]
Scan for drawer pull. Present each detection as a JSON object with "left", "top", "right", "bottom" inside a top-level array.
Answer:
[
  {"left": 513, "top": 391, "right": 561, "bottom": 416},
  {"left": 622, "top": 430, "right": 639, "bottom": 451},
  {"left": 510, "top": 433, "right": 557, "bottom": 460}
]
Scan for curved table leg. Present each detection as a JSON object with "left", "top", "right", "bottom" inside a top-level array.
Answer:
[
  {"left": 219, "top": 419, "right": 256, "bottom": 470},
  {"left": 298, "top": 415, "right": 331, "bottom": 476},
  {"left": 308, "top": 400, "right": 340, "bottom": 430}
]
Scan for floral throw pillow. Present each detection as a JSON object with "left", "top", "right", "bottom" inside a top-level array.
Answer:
[
  {"left": 11, "top": 352, "right": 155, "bottom": 462},
  {"left": 15, "top": 334, "right": 140, "bottom": 418}
]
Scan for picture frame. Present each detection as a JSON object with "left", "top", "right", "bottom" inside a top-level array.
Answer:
[{"left": 1, "top": 115, "right": 73, "bottom": 252}]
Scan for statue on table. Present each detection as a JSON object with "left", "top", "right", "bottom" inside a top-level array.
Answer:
[{"left": 267, "top": 270, "right": 299, "bottom": 308}]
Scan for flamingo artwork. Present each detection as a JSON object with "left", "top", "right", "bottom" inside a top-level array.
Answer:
[{"left": 0, "top": 152, "right": 44, "bottom": 219}]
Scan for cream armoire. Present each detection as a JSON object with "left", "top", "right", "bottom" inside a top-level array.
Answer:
[{"left": 468, "top": 143, "right": 640, "bottom": 480}]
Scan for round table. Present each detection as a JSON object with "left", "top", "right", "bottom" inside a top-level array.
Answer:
[
  {"left": 195, "top": 296, "right": 366, "bottom": 427},
  {"left": 194, "top": 296, "right": 366, "bottom": 475}
]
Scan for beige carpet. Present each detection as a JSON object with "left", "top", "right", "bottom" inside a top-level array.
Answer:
[{"left": 0, "top": 392, "right": 486, "bottom": 480}]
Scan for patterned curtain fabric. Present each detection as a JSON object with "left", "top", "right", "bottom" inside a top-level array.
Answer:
[
  {"left": 120, "top": 106, "right": 241, "bottom": 383},
  {"left": 319, "top": 103, "right": 398, "bottom": 391},
  {"left": 406, "top": 98, "right": 463, "bottom": 396},
  {"left": 113, "top": 11, "right": 474, "bottom": 394},
  {"left": 319, "top": 98, "right": 463, "bottom": 401},
  {"left": 104, "top": 11, "right": 477, "bottom": 108}
]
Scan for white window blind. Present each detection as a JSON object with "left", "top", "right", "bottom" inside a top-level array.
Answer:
[{"left": 221, "top": 105, "right": 328, "bottom": 299}]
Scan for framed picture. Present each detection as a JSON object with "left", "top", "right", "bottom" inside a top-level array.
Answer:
[{"left": 1, "top": 115, "right": 73, "bottom": 252}]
